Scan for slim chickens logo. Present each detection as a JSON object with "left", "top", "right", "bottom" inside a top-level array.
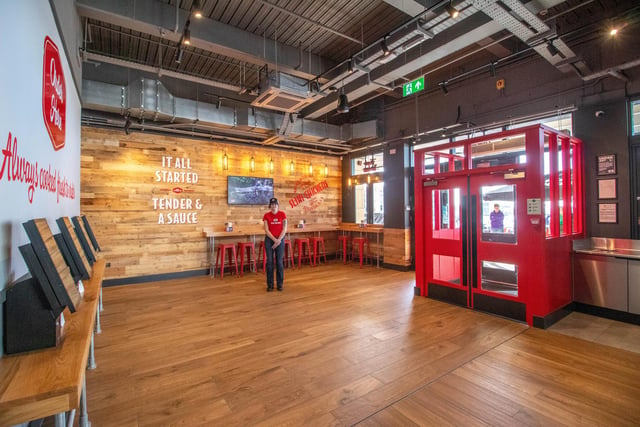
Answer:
[{"left": 42, "top": 36, "right": 66, "bottom": 151}]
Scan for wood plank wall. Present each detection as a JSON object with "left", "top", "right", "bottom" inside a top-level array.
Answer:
[
  {"left": 384, "top": 228, "right": 412, "bottom": 267},
  {"left": 80, "top": 127, "right": 342, "bottom": 280}
]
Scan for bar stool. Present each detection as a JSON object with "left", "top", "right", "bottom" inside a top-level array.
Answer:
[
  {"left": 337, "top": 235, "right": 350, "bottom": 264},
  {"left": 236, "top": 241, "right": 256, "bottom": 276},
  {"left": 215, "top": 243, "right": 239, "bottom": 278},
  {"left": 351, "top": 237, "right": 371, "bottom": 268},
  {"left": 293, "top": 237, "right": 312, "bottom": 268},
  {"left": 283, "top": 239, "right": 294, "bottom": 268},
  {"left": 310, "top": 236, "right": 327, "bottom": 265}
]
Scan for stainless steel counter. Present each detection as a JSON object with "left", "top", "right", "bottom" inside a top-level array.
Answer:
[{"left": 573, "top": 238, "right": 640, "bottom": 314}]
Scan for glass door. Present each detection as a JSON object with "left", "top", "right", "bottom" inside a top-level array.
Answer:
[
  {"left": 422, "top": 173, "right": 527, "bottom": 321},
  {"left": 469, "top": 173, "right": 526, "bottom": 321},
  {"left": 422, "top": 176, "right": 469, "bottom": 306}
]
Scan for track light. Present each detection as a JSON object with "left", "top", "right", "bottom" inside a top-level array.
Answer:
[
  {"left": 182, "top": 27, "right": 191, "bottom": 45},
  {"left": 347, "top": 59, "right": 354, "bottom": 74},
  {"left": 289, "top": 113, "right": 295, "bottom": 124},
  {"left": 380, "top": 38, "right": 391, "bottom": 56},
  {"left": 439, "top": 81, "right": 449, "bottom": 95},
  {"left": 192, "top": 0, "right": 203, "bottom": 18},
  {"left": 123, "top": 115, "right": 131, "bottom": 135},
  {"left": 446, "top": 2, "right": 459, "bottom": 18},
  {"left": 546, "top": 40, "right": 559, "bottom": 56},
  {"left": 175, "top": 48, "right": 184, "bottom": 63},
  {"left": 337, "top": 88, "right": 349, "bottom": 114},
  {"left": 216, "top": 98, "right": 221, "bottom": 109}
]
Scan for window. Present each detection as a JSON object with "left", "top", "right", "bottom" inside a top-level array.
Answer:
[
  {"left": 352, "top": 152, "right": 384, "bottom": 175},
  {"left": 633, "top": 100, "right": 640, "bottom": 135},
  {"left": 350, "top": 151, "right": 384, "bottom": 225}
]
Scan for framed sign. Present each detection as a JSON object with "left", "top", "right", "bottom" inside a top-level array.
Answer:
[
  {"left": 597, "top": 154, "right": 616, "bottom": 176},
  {"left": 597, "top": 178, "right": 617, "bottom": 199},
  {"left": 598, "top": 203, "right": 618, "bottom": 224}
]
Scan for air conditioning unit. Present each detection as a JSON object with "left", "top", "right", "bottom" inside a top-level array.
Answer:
[{"left": 251, "top": 72, "right": 313, "bottom": 113}]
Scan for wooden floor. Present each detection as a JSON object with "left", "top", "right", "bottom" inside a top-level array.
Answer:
[{"left": 81, "top": 262, "right": 640, "bottom": 426}]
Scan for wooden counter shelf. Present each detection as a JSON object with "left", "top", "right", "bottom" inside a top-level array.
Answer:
[{"left": 0, "top": 258, "right": 106, "bottom": 426}]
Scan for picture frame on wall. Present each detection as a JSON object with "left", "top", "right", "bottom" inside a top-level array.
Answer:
[
  {"left": 596, "top": 154, "right": 616, "bottom": 176},
  {"left": 597, "top": 178, "right": 617, "bottom": 200},
  {"left": 598, "top": 203, "right": 618, "bottom": 224}
]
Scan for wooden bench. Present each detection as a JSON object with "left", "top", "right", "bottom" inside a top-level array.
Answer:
[{"left": 0, "top": 258, "right": 105, "bottom": 426}]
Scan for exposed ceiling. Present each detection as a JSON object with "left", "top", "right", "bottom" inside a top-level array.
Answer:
[{"left": 77, "top": 0, "right": 640, "bottom": 155}]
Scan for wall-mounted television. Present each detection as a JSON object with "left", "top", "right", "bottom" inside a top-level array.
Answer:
[{"left": 228, "top": 176, "right": 274, "bottom": 205}]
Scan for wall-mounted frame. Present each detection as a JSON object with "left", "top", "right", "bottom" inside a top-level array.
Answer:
[
  {"left": 597, "top": 154, "right": 617, "bottom": 176},
  {"left": 597, "top": 178, "right": 617, "bottom": 199},
  {"left": 598, "top": 203, "right": 618, "bottom": 224}
]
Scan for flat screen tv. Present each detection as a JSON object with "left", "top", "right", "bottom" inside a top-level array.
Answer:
[{"left": 228, "top": 176, "right": 274, "bottom": 205}]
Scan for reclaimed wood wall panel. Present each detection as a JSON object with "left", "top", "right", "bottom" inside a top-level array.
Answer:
[
  {"left": 384, "top": 228, "right": 412, "bottom": 267},
  {"left": 81, "top": 127, "right": 342, "bottom": 280}
]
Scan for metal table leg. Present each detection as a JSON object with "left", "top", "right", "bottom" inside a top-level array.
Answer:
[
  {"left": 88, "top": 331, "right": 96, "bottom": 370},
  {"left": 78, "top": 375, "right": 91, "bottom": 427}
]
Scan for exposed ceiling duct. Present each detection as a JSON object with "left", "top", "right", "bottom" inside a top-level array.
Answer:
[{"left": 81, "top": 78, "right": 379, "bottom": 154}]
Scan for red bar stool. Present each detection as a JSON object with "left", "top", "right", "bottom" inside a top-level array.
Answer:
[
  {"left": 310, "top": 236, "right": 327, "bottom": 265},
  {"left": 215, "top": 243, "right": 239, "bottom": 278},
  {"left": 283, "top": 239, "right": 294, "bottom": 268},
  {"left": 257, "top": 241, "right": 267, "bottom": 272},
  {"left": 236, "top": 241, "right": 256, "bottom": 276},
  {"left": 293, "top": 238, "right": 312, "bottom": 268},
  {"left": 337, "top": 235, "right": 350, "bottom": 264},
  {"left": 351, "top": 237, "right": 371, "bottom": 268}
]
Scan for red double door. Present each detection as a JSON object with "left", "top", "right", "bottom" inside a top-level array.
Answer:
[{"left": 421, "top": 173, "right": 527, "bottom": 322}]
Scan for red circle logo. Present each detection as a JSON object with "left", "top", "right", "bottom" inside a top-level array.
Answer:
[{"left": 42, "top": 36, "right": 66, "bottom": 151}]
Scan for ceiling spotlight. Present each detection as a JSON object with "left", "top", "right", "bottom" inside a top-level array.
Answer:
[
  {"left": 439, "top": 81, "right": 449, "bottom": 95},
  {"left": 216, "top": 98, "right": 222, "bottom": 109},
  {"left": 182, "top": 27, "right": 191, "bottom": 45},
  {"left": 446, "top": 2, "right": 459, "bottom": 19},
  {"left": 610, "top": 27, "right": 619, "bottom": 36},
  {"left": 175, "top": 48, "right": 184, "bottom": 63},
  {"left": 192, "top": 0, "right": 203, "bottom": 18},
  {"left": 380, "top": 37, "right": 391, "bottom": 56},
  {"left": 337, "top": 88, "right": 349, "bottom": 114},
  {"left": 546, "top": 40, "right": 559, "bottom": 56},
  {"left": 348, "top": 59, "right": 354, "bottom": 74}
]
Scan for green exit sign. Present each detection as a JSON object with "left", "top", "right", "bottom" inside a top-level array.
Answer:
[{"left": 402, "top": 76, "right": 425, "bottom": 97}]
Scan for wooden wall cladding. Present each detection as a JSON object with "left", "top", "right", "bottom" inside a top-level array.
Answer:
[
  {"left": 80, "top": 127, "right": 342, "bottom": 280},
  {"left": 383, "top": 228, "right": 412, "bottom": 267}
]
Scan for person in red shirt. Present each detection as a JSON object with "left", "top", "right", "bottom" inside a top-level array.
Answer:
[{"left": 263, "top": 197, "right": 288, "bottom": 291}]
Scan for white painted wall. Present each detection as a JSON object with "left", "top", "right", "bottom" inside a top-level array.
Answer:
[{"left": 0, "top": 0, "right": 81, "bottom": 354}]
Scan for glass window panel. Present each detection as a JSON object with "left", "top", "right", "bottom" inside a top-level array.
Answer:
[
  {"left": 431, "top": 188, "right": 461, "bottom": 239},
  {"left": 481, "top": 261, "right": 518, "bottom": 296},
  {"left": 471, "top": 134, "right": 526, "bottom": 169},
  {"left": 423, "top": 148, "right": 465, "bottom": 174},
  {"left": 433, "top": 254, "right": 461, "bottom": 285},
  {"left": 632, "top": 100, "right": 640, "bottom": 136},
  {"left": 480, "top": 184, "right": 516, "bottom": 243},
  {"left": 558, "top": 144, "right": 565, "bottom": 235},
  {"left": 355, "top": 184, "right": 367, "bottom": 223},
  {"left": 373, "top": 182, "right": 384, "bottom": 225}
]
